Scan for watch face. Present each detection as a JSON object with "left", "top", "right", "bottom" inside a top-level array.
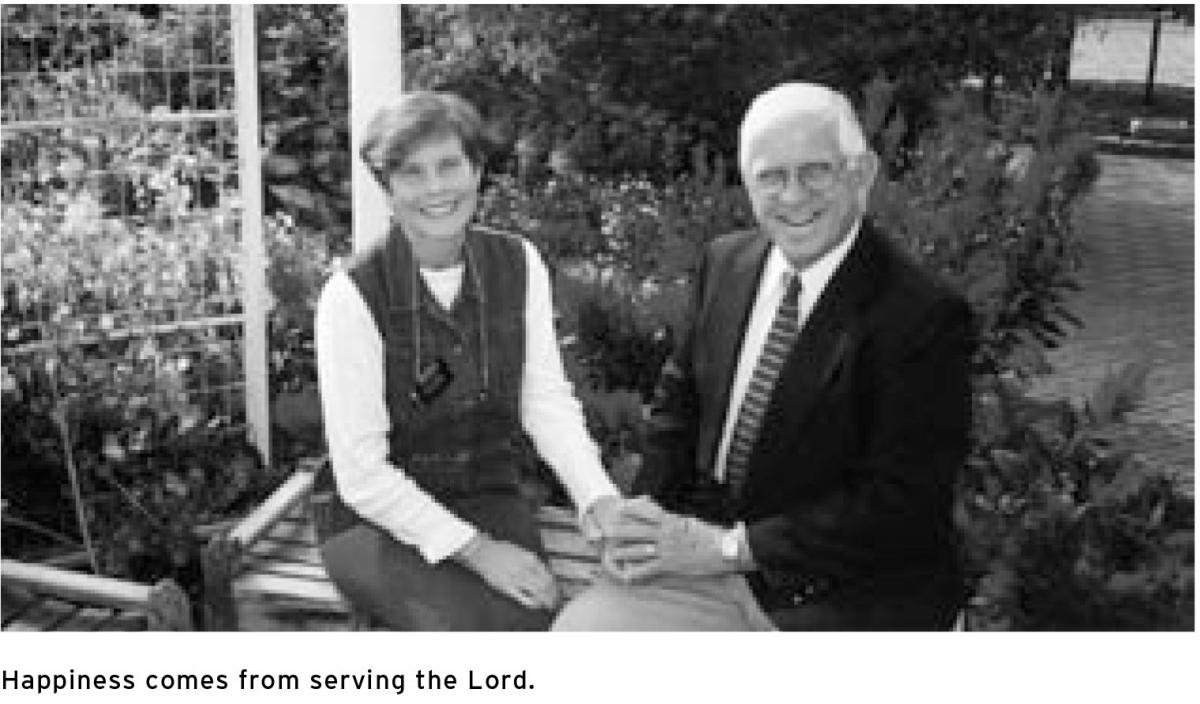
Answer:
[{"left": 721, "top": 531, "right": 740, "bottom": 561}]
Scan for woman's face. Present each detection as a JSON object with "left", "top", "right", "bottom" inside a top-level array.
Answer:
[{"left": 386, "top": 133, "right": 481, "bottom": 243}]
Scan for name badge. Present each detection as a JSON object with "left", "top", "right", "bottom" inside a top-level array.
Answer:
[{"left": 411, "top": 358, "right": 454, "bottom": 408}]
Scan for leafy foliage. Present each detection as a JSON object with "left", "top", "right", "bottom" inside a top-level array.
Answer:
[
  {"left": 961, "top": 365, "right": 1193, "bottom": 630},
  {"left": 404, "top": 5, "right": 1088, "bottom": 179},
  {"left": 263, "top": 212, "right": 335, "bottom": 463},
  {"left": 864, "top": 82, "right": 1100, "bottom": 378},
  {"left": 1, "top": 6, "right": 285, "bottom": 593},
  {"left": 257, "top": 4, "right": 352, "bottom": 256},
  {"left": 475, "top": 166, "right": 749, "bottom": 497}
]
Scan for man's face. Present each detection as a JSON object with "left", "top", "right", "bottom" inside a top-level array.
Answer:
[
  {"left": 386, "top": 133, "right": 481, "bottom": 242},
  {"left": 743, "top": 114, "right": 876, "bottom": 270}
]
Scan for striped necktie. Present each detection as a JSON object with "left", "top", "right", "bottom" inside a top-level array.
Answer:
[{"left": 724, "top": 272, "right": 803, "bottom": 496}]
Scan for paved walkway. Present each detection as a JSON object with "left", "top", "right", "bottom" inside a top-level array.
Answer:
[{"left": 1034, "top": 153, "right": 1194, "bottom": 478}]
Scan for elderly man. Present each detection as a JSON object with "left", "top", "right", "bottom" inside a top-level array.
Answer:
[{"left": 554, "top": 82, "right": 972, "bottom": 631}]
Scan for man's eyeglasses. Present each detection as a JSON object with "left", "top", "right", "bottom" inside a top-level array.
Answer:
[{"left": 753, "top": 161, "right": 846, "bottom": 196}]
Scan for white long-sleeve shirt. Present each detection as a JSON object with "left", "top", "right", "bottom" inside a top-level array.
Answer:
[{"left": 315, "top": 238, "right": 620, "bottom": 563}]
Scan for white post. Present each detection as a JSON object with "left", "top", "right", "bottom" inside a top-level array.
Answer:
[
  {"left": 232, "top": 5, "right": 271, "bottom": 467},
  {"left": 347, "top": 4, "right": 404, "bottom": 252}
]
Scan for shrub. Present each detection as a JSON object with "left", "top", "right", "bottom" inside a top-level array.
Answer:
[
  {"left": 257, "top": 4, "right": 353, "bottom": 252},
  {"left": 864, "top": 82, "right": 1099, "bottom": 378},
  {"left": 263, "top": 212, "right": 335, "bottom": 463},
  {"left": 479, "top": 145, "right": 753, "bottom": 394},
  {"left": 0, "top": 6, "right": 293, "bottom": 600},
  {"left": 961, "top": 364, "right": 1194, "bottom": 630},
  {"left": 1, "top": 132, "right": 264, "bottom": 574}
]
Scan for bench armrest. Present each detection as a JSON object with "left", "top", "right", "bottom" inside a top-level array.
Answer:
[
  {"left": 228, "top": 471, "right": 316, "bottom": 549},
  {"left": 1, "top": 559, "right": 192, "bottom": 630},
  {"left": 3, "top": 559, "right": 152, "bottom": 611},
  {"left": 201, "top": 457, "right": 326, "bottom": 630}
]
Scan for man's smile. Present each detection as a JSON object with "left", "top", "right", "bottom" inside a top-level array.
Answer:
[{"left": 776, "top": 210, "right": 823, "bottom": 228}]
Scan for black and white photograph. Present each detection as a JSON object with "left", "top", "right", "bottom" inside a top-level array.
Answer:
[{"left": 0, "top": 0, "right": 1193, "bottom": 668}]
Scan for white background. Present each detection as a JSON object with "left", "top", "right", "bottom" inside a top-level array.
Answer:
[{"left": 1, "top": 632, "right": 1198, "bottom": 703}]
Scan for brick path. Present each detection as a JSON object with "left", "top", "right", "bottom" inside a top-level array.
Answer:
[{"left": 1034, "top": 154, "right": 1194, "bottom": 478}]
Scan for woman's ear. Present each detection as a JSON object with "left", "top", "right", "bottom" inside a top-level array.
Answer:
[{"left": 370, "top": 164, "right": 391, "bottom": 193}]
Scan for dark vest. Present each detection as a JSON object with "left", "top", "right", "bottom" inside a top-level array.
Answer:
[{"left": 345, "top": 224, "right": 528, "bottom": 500}]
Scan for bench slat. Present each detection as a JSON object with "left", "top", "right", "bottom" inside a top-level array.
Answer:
[
  {"left": 547, "top": 557, "right": 601, "bottom": 584},
  {"left": 1, "top": 591, "right": 149, "bottom": 632},
  {"left": 247, "top": 542, "right": 324, "bottom": 570},
  {"left": 540, "top": 527, "right": 598, "bottom": 561},
  {"left": 233, "top": 571, "right": 349, "bottom": 606},
  {"left": 55, "top": 606, "right": 122, "bottom": 631},
  {"left": 4, "top": 597, "right": 80, "bottom": 631},
  {"left": 241, "top": 557, "right": 332, "bottom": 582},
  {"left": 535, "top": 505, "right": 580, "bottom": 528},
  {"left": 97, "top": 610, "right": 149, "bottom": 631}
]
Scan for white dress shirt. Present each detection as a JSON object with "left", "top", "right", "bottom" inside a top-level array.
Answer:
[
  {"left": 712, "top": 222, "right": 860, "bottom": 483},
  {"left": 315, "top": 238, "right": 620, "bottom": 564}
]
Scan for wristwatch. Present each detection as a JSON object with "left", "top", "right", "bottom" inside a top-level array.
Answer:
[{"left": 719, "top": 522, "right": 746, "bottom": 563}]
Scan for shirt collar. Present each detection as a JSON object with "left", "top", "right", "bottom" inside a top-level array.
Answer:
[{"left": 763, "top": 219, "right": 860, "bottom": 301}]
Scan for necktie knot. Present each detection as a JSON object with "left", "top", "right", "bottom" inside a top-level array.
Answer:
[{"left": 782, "top": 272, "right": 802, "bottom": 307}]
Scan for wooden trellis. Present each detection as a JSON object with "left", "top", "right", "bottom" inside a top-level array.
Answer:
[{"left": 1, "top": 5, "right": 268, "bottom": 559}]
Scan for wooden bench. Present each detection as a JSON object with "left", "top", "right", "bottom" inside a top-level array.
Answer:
[
  {"left": 198, "top": 459, "right": 967, "bottom": 631},
  {"left": 1, "top": 559, "right": 192, "bottom": 631},
  {"left": 200, "top": 460, "right": 601, "bottom": 630}
]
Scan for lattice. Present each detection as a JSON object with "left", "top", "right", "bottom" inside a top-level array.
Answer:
[{"left": 1, "top": 5, "right": 263, "bottom": 570}]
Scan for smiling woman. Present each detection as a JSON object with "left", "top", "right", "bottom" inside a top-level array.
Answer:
[{"left": 310, "top": 91, "right": 622, "bottom": 630}]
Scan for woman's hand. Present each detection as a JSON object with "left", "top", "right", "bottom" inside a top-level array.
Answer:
[{"left": 454, "top": 534, "right": 561, "bottom": 611}]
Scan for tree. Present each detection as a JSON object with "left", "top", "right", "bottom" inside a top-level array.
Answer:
[
  {"left": 403, "top": 5, "right": 1090, "bottom": 179},
  {"left": 256, "top": 4, "right": 352, "bottom": 256}
]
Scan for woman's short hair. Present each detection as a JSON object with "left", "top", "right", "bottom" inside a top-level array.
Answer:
[{"left": 359, "top": 91, "right": 488, "bottom": 186}]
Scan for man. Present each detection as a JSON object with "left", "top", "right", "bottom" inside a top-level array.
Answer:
[{"left": 554, "top": 82, "right": 972, "bottom": 630}]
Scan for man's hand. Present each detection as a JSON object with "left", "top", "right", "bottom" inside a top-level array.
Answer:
[
  {"left": 454, "top": 534, "right": 561, "bottom": 611},
  {"left": 582, "top": 495, "right": 665, "bottom": 541},
  {"left": 598, "top": 500, "right": 733, "bottom": 582}
]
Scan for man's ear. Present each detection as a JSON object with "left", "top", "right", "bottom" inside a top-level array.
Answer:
[
  {"left": 854, "top": 150, "right": 880, "bottom": 190},
  {"left": 852, "top": 150, "right": 879, "bottom": 213}
]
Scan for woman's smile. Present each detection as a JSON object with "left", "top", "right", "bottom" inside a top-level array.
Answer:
[{"left": 418, "top": 197, "right": 466, "bottom": 219}]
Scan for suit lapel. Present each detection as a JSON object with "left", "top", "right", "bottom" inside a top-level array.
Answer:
[
  {"left": 702, "top": 232, "right": 769, "bottom": 459},
  {"left": 756, "top": 224, "right": 883, "bottom": 452}
]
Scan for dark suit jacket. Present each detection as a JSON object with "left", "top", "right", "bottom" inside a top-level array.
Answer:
[{"left": 634, "top": 221, "right": 972, "bottom": 629}]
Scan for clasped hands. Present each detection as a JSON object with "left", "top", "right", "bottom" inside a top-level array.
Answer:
[
  {"left": 584, "top": 495, "right": 733, "bottom": 584},
  {"left": 453, "top": 496, "right": 733, "bottom": 612}
]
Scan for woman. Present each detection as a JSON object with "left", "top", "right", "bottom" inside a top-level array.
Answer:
[{"left": 315, "top": 91, "right": 621, "bottom": 630}]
